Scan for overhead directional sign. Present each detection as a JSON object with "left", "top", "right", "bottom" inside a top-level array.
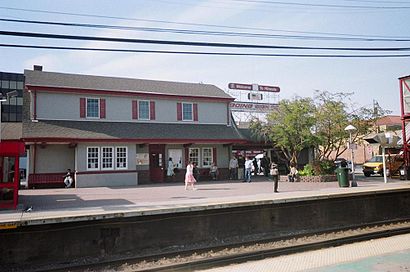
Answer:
[{"left": 228, "top": 82, "right": 280, "bottom": 92}]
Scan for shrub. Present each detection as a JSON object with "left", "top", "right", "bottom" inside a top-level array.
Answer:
[
  {"left": 299, "top": 164, "right": 314, "bottom": 176},
  {"left": 312, "top": 159, "right": 336, "bottom": 175}
]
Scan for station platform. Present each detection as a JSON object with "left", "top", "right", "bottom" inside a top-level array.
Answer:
[
  {"left": 1, "top": 175, "right": 409, "bottom": 227},
  {"left": 201, "top": 231, "right": 410, "bottom": 272}
]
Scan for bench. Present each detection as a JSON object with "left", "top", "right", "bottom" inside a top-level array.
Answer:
[{"left": 28, "top": 173, "right": 74, "bottom": 189}]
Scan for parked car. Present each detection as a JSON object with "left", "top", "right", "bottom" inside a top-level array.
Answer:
[
  {"left": 362, "top": 155, "right": 402, "bottom": 177},
  {"left": 334, "top": 158, "right": 352, "bottom": 171}
]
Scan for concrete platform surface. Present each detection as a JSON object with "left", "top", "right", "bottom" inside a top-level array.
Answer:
[
  {"left": 200, "top": 232, "right": 410, "bottom": 272},
  {"left": 1, "top": 176, "right": 409, "bottom": 226}
]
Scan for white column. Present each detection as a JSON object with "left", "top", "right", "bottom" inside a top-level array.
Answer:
[{"left": 382, "top": 147, "right": 387, "bottom": 183}]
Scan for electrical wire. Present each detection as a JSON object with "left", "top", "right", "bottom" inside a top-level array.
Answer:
[
  {"left": 1, "top": 43, "right": 410, "bottom": 58},
  {"left": 0, "top": 6, "right": 408, "bottom": 39},
  {"left": 230, "top": 0, "right": 410, "bottom": 9},
  {"left": 2, "top": 18, "right": 410, "bottom": 42},
  {"left": 2, "top": 30, "right": 410, "bottom": 52}
]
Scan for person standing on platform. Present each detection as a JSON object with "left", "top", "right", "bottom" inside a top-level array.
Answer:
[
  {"left": 244, "top": 157, "right": 253, "bottom": 183},
  {"left": 167, "top": 158, "right": 175, "bottom": 178},
  {"left": 252, "top": 157, "right": 258, "bottom": 176},
  {"left": 238, "top": 155, "right": 245, "bottom": 180},
  {"left": 229, "top": 155, "right": 238, "bottom": 180},
  {"left": 185, "top": 162, "right": 197, "bottom": 190},
  {"left": 270, "top": 162, "right": 279, "bottom": 192}
]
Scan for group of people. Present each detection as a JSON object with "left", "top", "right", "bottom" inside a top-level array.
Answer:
[
  {"left": 144, "top": 154, "right": 301, "bottom": 192},
  {"left": 62, "top": 155, "right": 298, "bottom": 192}
]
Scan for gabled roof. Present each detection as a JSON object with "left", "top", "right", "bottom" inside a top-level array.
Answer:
[
  {"left": 22, "top": 120, "right": 246, "bottom": 143},
  {"left": 375, "top": 115, "right": 401, "bottom": 126},
  {"left": 1, "top": 122, "right": 22, "bottom": 140},
  {"left": 24, "top": 70, "right": 233, "bottom": 100}
]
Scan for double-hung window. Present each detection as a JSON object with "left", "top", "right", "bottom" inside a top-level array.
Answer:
[
  {"left": 202, "top": 148, "right": 213, "bottom": 168},
  {"left": 138, "top": 100, "right": 150, "bottom": 120},
  {"left": 188, "top": 148, "right": 200, "bottom": 166},
  {"left": 101, "top": 147, "right": 114, "bottom": 170},
  {"left": 116, "top": 147, "right": 128, "bottom": 169},
  {"left": 182, "top": 103, "right": 193, "bottom": 121},
  {"left": 86, "top": 98, "right": 99, "bottom": 118},
  {"left": 87, "top": 147, "right": 100, "bottom": 170}
]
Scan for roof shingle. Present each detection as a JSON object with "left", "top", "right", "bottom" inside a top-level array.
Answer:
[
  {"left": 24, "top": 70, "right": 232, "bottom": 99},
  {"left": 22, "top": 120, "right": 246, "bottom": 143}
]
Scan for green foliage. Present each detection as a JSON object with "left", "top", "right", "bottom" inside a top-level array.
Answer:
[
  {"left": 250, "top": 90, "right": 391, "bottom": 166},
  {"left": 312, "top": 159, "right": 336, "bottom": 175},
  {"left": 251, "top": 96, "right": 317, "bottom": 165},
  {"left": 299, "top": 160, "right": 335, "bottom": 176},
  {"left": 299, "top": 164, "right": 314, "bottom": 176}
]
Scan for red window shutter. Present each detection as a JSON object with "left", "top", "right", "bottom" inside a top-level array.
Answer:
[
  {"left": 185, "top": 148, "right": 189, "bottom": 166},
  {"left": 132, "top": 100, "right": 138, "bottom": 119},
  {"left": 213, "top": 147, "right": 217, "bottom": 165},
  {"left": 177, "top": 103, "right": 182, "bottom": 121},
  {"left": 80, "top": 98, "right": 86, "bottom": 118},
  {"left": 150, "top": 101, "right": 156, "bottom": 120},
  {"left": 100, "top": 99, "right": 106, "bottom": 118},
  {"left": 193, "top": 103, "right": 198, "bottom": 121}
]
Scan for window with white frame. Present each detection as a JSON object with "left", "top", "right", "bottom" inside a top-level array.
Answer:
[
  {"left": 87, "top": 147, "right": 100, "bottom": 170},
  {"left": 116, "top": 147, "right": 128, "bottom": 169},
  {"left": 138, "top": 100, "right": 150, "bottom": 120},
  {"left": 202, "top": 147, "right": 213, "bottom": 168},
  {"left": 188, "top": 148, "right": 200, "bottom": 166},
  {"left": 101, "top": 147, "right": 114, "bottom": 170},
  {"left": 182, "top": 103, "right": 193, "bottom": 121},
  {"left": 86, "top": 98, "right": 99, "bottom": 118}
]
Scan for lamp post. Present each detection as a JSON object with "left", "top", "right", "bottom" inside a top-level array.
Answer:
[
  {"left": 0, "top": 90, "right": 19, "bottom": 142},
  {"left": 345, "top": 124, "right": 357, "bottom": 187}
]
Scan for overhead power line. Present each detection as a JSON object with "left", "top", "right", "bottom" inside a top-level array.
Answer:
[
  {"left": 1, "top": 43, "right": 410, "bottom": 58},
  {"left": 2, "top": 18, "right": 410, "bottom": 42},
  {"left": 231, "top": 0, "right": 410, "bottom": 9},
  {"left": 2, "top": 30, "right": 410, "bottom": 52},
  {"left": 1, "top": 6, "right": 408, "bottom": 39}
]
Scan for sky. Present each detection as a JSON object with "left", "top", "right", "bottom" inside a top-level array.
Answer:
[{"left": 1, "top": 0, "right": 410, "bottom": 114}]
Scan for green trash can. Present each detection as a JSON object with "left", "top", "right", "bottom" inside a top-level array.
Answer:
[{"left": 335, "top": 167, "right": 349, "bottom": 187}]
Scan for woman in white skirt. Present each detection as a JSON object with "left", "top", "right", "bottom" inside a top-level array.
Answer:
[{"left": 185, "top": 161, "right": 197, "bottom": 190}]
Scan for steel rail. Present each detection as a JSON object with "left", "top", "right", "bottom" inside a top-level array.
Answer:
[{"left": 42, "top": 222, "right": 410, "bottom": 272}]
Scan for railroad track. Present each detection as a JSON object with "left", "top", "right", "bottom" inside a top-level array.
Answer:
[{"left": 35, "top": 221, "right": 410, "bottom": 272}]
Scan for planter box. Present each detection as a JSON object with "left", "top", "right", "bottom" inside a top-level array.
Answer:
[{"left": 280, "top": 174, "right": 340, "bottom": 182}]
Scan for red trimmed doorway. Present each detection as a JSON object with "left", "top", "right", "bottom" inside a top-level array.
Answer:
[{"left": 149, "top": 144, "right": 165, "bottom": 182}]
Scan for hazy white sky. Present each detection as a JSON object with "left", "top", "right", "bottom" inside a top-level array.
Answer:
[{"left": 1, "top": 0, "right": 410, "bottom": 114}]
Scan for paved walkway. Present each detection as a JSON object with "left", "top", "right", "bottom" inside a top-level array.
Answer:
[
  {"left": 1, "top": 175, "right": 409, "bottom": 226},
  {"left": 199, "top": 233, "right": 410, "bottom": 272}
]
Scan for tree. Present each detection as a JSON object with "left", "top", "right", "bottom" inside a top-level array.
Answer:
[
  {"left": 314, "top": 91, "right": 391, "bottom": 160},
  {"left": 250, "top": 97, "right": 317, "bottom": 166},
  {"left": 251, "top": 90, "right": 391, "bottom": 167}
]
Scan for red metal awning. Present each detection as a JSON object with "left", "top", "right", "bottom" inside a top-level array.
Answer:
[{"left": 0, "top": 141, "right": 25, "bottom": 156}]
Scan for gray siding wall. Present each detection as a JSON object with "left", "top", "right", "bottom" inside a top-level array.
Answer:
[
  {"left": 75, "top": 143, "right": 137, "bottom": 187},
  {"left": 75, "top": 172, "right": 138, "bottom": 188},
  {"left": 76, "top": 143, "right": 136, "bottom": 172},
  {"left": 36, "top": 92, "right": 228, "bottom": 124},
  {"left": 33, "top": 144, "right": 75, "bottom": 173}
]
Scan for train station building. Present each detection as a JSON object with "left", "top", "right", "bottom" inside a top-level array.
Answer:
[{"left": 22, "top": 67, "right": 248, "bottom": 187}]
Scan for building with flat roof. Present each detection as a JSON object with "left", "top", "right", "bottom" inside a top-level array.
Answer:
[{"left": 0, "top": 71, "right": 24, "bottom": 122}]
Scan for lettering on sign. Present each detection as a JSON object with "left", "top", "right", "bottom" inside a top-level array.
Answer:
[
  {"left": 229, "top": 102, "right": 278, "bottom": 112},
  {"left": 228, "top": 83, "right": 280, "bottom": 93}
]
